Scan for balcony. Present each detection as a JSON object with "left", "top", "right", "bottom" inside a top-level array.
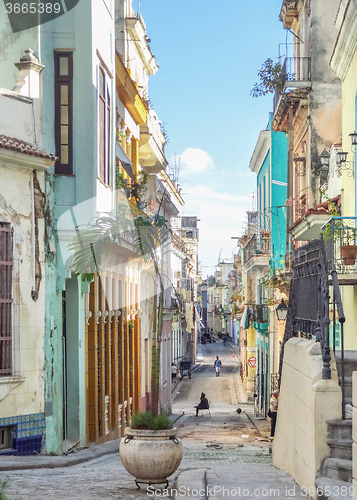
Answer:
[
  {"left": 325, "top": 217, "right": 357, "bottom": 285},
  {"left": 139, "top": 110, "right": 168, "bottom": 173},
  {"left": 252, "top": 304, "right": 269, "bottom": 332},
  {"left": 272, "top": 57, "right": 311, "bottom": 132},
  {"left": 243, "top": 234, "right": 270, "bottom": 272},
  {"left": 282, "top": 57, "right": 311, "bottom": 89},
  {"left": 279, "top": 0, "right": 301, "bottom": 29}
]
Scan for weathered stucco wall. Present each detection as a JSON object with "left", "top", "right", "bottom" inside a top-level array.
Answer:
[
  {"left": 0, "top": 159, "right": 46, "bottom": 418},
  {"left": 273, "top": 338, "right": 341, "bottom": 496}
]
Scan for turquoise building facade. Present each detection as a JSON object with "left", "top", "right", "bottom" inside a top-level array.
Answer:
[{"left": 249, "top": 113, "right": 287, "bottom": 416}]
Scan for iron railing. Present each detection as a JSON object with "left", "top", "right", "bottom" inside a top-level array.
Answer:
[
  {"left": 271, "top": 373, "right": 280, "bottom": 393},
  {"left": 324, "top": 217, "right": 357, "bottom": 274},
  {"left": 252, "top": 304, "right": 269, "bottom": 324},
  {"left": 281, "top": 57, "right": 311, "bottom": 87},
  {"left": 279, "top": 238, "right": 331, "bottom": 383},
  {"left": 243, "top": 234, "right": 270, "bottom": 264}
]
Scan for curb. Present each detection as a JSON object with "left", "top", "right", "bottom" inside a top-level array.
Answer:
[
  {"left": 0, "top": 440, "right": 119, "bottom": 471},
  {"left": 175, "top": 468, "right": 206, "bottom": 499}
]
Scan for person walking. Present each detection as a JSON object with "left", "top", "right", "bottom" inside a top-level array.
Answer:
[
  {"left": 171, "top": 363, "right": 178, "bottom": 384},
  {"left": 214, "top": 356, "right": 222, "bottom": 377},
  {"left": 269, "top": 390, "right": 279, "bottom": 438}
]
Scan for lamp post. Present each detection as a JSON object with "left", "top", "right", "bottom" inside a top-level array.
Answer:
[{"left": 276, "top": 299, "right": 288, "bottom": 322}]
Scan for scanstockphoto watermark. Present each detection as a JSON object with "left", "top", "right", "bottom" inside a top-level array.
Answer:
[
  {"left": 147, "top": 485, "right": 301, "bottom": 498},
  {"left": 4, "top": 0, "right": 81, "bottom": 33}
]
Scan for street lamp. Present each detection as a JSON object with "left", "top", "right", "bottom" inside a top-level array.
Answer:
[{"left": 276, "top": 299, "right": 288, "bottom": 322}]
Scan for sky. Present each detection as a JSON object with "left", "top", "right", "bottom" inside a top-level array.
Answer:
[{"left": 139, "top": 0, "right": 289, "bottom": 277}]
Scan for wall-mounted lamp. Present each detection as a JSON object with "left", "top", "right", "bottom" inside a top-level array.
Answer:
[
  {"left": 337, "top": 150, "right": 354, "bottom": 178},
  {"left": 349, "top": 132, "right": 357, "bottom": 147},
  {"left": 276, "top": 299, "right": 288, "bottom": 322},
  {"left": 316, "top": 148, "right": 330, "bottom": 177}
]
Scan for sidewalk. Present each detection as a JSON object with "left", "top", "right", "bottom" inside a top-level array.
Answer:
[
  {"left": 175, "top": 460, "right": 307, "bottom": 499},
  {"left": 0, "top": 439, "right": 119, "bottom": 471}
]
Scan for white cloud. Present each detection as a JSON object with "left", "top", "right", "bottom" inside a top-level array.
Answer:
[
  {"left": 177, "top": 148, "right": 214, "bottom": 175},
  {"left": 180, "top": 184, "right": 254, "bottom": 274}
]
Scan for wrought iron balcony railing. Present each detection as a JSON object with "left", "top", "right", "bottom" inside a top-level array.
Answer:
[
  {"left": 324, "top": 217, "right": 357, "bottom": 275},
  {"left": 281, "top": 57, "right": 311, "bottom": 88},
  {"left": 243, "top": 233, "right": 270, "bottom": 264},
  {"left": 252, "top": 304, "right": 269, "bottom": 324}
]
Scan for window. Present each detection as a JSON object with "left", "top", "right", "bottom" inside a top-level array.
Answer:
[
  {"left": 0, "top": 223, "right": 13, "bottom": 376},
  {"left": 54, "top": 52, "right": 73, "bottom": 175},
  {"left": 98, "top": 67, "right": 111, "bottom": 186}
]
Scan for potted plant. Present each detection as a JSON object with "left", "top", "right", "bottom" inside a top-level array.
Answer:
[
  {"left": 321, "top": 200, "right": 357, "bottom": 266},
  {"left": 119, "top": 412, "right": 183, "bottom": 489}
]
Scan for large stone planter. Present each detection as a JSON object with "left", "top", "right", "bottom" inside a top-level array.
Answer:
[{"left": 119, "top": 427, "right": 183, "bottom": 489}]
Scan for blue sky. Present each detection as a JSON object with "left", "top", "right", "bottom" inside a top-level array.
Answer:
[{"left": 139, "top": 0, "right": 289, "bottom": 276}]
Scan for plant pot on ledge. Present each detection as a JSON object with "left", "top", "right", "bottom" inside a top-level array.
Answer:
[
  {"left": 341, "top": 245, "right": 357, "bottom": 265},
  {"left": 119, "top": 427, "right": 183, "bottom": 489}
]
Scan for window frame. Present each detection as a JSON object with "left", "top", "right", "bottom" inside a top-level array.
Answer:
[
  {"left": 98, "top": 65, "right": 111, "bottom": 187},
  {"left": 54, "top": 51, "right": 74, "bottom": 175},
  {"left": 0, "top": 222, "right": 13, "bottom": 376}
]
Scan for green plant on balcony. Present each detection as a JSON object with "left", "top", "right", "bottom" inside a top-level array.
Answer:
[
  {"left": 250, "top": 58, "right": 283, "bottom": 98},
  {"left": 116, "top": 169, "right": 148, "bottom": 207}
]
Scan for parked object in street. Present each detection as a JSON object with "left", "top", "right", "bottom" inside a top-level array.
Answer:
[
  {"left": 201, "top": 332, "right": 212, "bottom": 343},
  {"left": 178, "top": 357, "right": 192, "bottom": 379},
  {"left": 214, "top": 356, "right": 222, "bottom": 376},
  {"left": 194, "top": 392, "right": 210, "bottom": 417}
]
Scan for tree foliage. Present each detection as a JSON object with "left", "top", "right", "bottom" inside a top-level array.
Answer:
[{"left": 250, "top": 58, "right": 283, "bottom": 98}]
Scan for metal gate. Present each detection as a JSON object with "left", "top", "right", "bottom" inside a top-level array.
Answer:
[{"left": 279, "top": 239, "right": 331, "bottom": 381}]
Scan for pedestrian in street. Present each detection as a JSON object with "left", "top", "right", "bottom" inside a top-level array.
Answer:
[
  {"left": 214, "top": 356, "right": 222, "bottom": 377},
  {"left": 269, "top": 390, "right": 279, "bottom": 438},
  {"left": 171, "top": 363, "right": 178, "bottom": 383},
  {"left": 194, "top": 392, "right": 209, "bottom": 416}
]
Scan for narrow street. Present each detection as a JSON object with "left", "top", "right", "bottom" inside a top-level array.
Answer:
[
  {"left": 0, "top": 342, "right": 308, "bottom": 499},
  {"left": 172, "top": 341, "right": 270, "bottom": 446}
]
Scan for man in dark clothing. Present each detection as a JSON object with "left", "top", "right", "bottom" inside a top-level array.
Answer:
[{"left": 194, "top": 392, "right": 209, "bottom": 416}]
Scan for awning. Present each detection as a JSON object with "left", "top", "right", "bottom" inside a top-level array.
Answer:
[{"left": 115, "top": 143, "right": 135, "bottom": 181}]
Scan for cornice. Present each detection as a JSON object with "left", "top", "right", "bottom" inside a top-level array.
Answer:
[
  {"left": 0, "top": 147, "right": 54, "bottom": 171},
  {"left": 249, "top": 130, "right": 270, "bottom": 174},
  {"left": 330, "top": 0, "right": 357, "bottom": 81}
]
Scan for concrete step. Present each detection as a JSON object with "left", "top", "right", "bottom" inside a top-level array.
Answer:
[
  {"left": 315, "top": 476, "right": 353, "bottom": 500},
  {"left": 338, "top": 376, "right": 352, "bottom": 398},
  {"left": 327, "top": 420, "right": 352, "bottom": 440},
  {"left": 335, "top": 351, "right": 357, "bottom": 377},
  {"left": 322, "top": 458, "right": 352, "bottom": 483},
  {"left": 326, "top": 438, "right": 353, "bottom": 460}
]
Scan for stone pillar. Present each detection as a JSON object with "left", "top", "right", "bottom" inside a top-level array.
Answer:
[{"left": 13, "top": 49, "right": 44, "bottom": 99}]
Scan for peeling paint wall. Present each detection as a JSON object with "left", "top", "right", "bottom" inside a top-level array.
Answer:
[{"left": 0, "top": 154, "right": 46, "bottom": 425}]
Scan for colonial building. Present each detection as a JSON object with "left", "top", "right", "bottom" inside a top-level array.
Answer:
[{"left": 0, "top": 56, "right": 56, "bottom": 455}]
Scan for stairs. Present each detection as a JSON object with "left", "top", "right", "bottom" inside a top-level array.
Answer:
[
  {"left": 315, "top": 350, "right": 357, "bottom": 500},
  {"left": 334, "top": 350, "right": 357, "bottom": 407},
  {"left": 315, "top": 420, "right": 352, "bottom": 499}
]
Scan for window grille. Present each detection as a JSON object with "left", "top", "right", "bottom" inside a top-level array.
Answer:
[{"left": 0, "top": 223, "right": 13, "bottom": 376}]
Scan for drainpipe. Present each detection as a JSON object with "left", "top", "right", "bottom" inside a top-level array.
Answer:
[{"left": 286, "top": 105, "right": 294, "bottom": 264}]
